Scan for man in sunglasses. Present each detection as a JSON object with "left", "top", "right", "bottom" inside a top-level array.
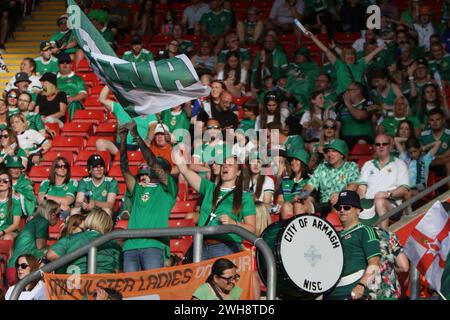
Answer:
[
  {"left": 358, "top": 134, "right": 410, "bottom": 229},
  {"left": 119, "top": 121, "right": 177, "bottom": 272},
  {"left": 72, "top": 154, "right": 119, "bottom": 216},
  {"left": 4, "top": 155, "right": 36, "bottom": 217},
  {"left": 56, "top": 53, "right": 87, "bottom": 120},
  {"left": 49, "top": 14, "right": 78, "bottom": 57},
  {"left": 325, "top": 190, "right": 381, "bottom": 300}
]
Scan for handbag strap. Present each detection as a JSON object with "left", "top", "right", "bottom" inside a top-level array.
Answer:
[
  {"left": 209, "top": 282, "right": 224, "bottom": 300},
  {"left": 203, "top": 188, "right": 235, "bottom": 227}
]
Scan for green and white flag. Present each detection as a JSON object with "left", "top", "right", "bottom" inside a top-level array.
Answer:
[{"left": 66, "top": 0, "right": 210, "bottom": 115}]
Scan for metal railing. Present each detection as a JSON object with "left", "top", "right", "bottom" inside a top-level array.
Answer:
[
  {"left": 380, "top": 175, "right": 450, "bottom": 300},
  {"left": 10, "top": 225, "right": 277, "bottom": 300}
]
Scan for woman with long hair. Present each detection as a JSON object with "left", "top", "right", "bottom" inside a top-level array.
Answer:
[
  {"left": 10, "top": 113, "right": 51, "bottom": 169},
  {"left": 6, "top": 200, "right": 61, "bottom": 286},
  {"left": 0, "top": 171, "right": 22, "bottom": 242},
  {"left": 217, "top": 51, "right": 247, "bottom": 97},
  {"left": 277, "top": 150, "right": 313, "bottom": 220},
  {"left": 175, "top": 145, "right": 256, "bottom": 260},
  {"left": 46, "top": 208, "right": 121, "bottom": 274},
  {"left": 60, "top": 214, "right": 86, "bottom": 238},
  {"left": 133, "top": 0, "right": 159, "bottom": 37},
  {"left": 192, "top": 258, "right": 242, "bottom": 300},
  {"left": 4, "top": 254, "right": 45, "bottom": 300},
  {"left": 0, "top": 127, "right": 28, "bottom": 168},
  {"left": 37, "top": 156, "right": 77, "bottom": 213},
  {"left": 255, "top": 91, "right": 283, "bottom": 131},
  {"left": 5, "top": 88, "right": 20, "bottom": 117},
  {"left": 309, "top": 119, "right": 340, "bottom": 170},
  {"left": 416, "top": 83, "right": 449, "bottom": 127},
  {"left": 393, "top": 119, "right": 416, "bottom": 156},
  {"left": 370, "top": 68, "right": 403, "bottom": 116},
  {"left": 244, "top": 154, "right": 274, "bottom": 210}
]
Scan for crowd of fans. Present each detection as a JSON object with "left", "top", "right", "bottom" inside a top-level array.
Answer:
[{"left": 0, "top": 0, "right": 449, "bottom": 300}]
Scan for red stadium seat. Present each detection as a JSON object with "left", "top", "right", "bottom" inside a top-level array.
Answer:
[
  {"left": 83, "top": 97, "right": 103, "bottom": 109},
  {"left": 76, "top": 59, "right": 92, "bottom": 73},
  {"left": 171, "top": 2, "right": 189, "bottom": 12},
  {"left": 326, "top": 211, "right": 343, "bottom": 232},
  {"left": 151, "top": 34, "right": 174, "bottom": 46},
  {"left": 41, "top": 151, "right": 74, "bottom": 167},
  {"left": 85, "top": 135, "right": 115, "bottom": 151},
  {"left": 61, "top": 122, "right": 94, "bottom": 138},
  {"left": 176, "top": 182, "right": 188, "bottom": 201},
  {"left": 116, "top": 182, "right": 127, "bottom": 200},
  {"left": 168, "top": 218, "right": 195, "bottom": 229},
  {"left": 170, "top": 200, "right": 196, "bottom": 219},
  {"left": 72, "top": 110, "right": 106, "bottom": 126},
  {"left": 232, "top": 96, "right": 252, "bottom": 107},
  {"left": 95, "top": 122, "right": 117, "bottom": 136},
  {"left": 170, "top": 238, "right": 192, "bottom": 259},
  {"left": 183, "top": 34, "right": 201, "bottom": 44},
  {"left": 112, "top": 151, "right": 143, "bottom": 166},
  {"left": 253, "top": 1, "right": 273, "bottom": 10},
  {"left": 78, "top": 73, "right": 99, "bottom": 88},
  {"left": 51, "top": 136, "right": 85, "bottom": 154},
  {"left": 348, "top": 143, "right": 374, "bottom": 161},
  {"left": 45, "top": 123, "right": 60, "bottom": 138},
  {"left": 108, "top": 165, "right": 138, "bottom": 182},
  {"left": 114, "top": 219, "right": 129, "bottom": 230},
  {"left": 75, "top": 150, "right": 111, "bottom": 172},
  {"left": 29, "top": 166, "right": 51, "bottom": 183},
  {"left": 71, "top": 166, "right": 89, "bottom": 179},
  {"left": 0, "top": 240, "right": 13, "bottom": 282},
  {"left": 279, "top": 33, "right": 296, "bottom": 44},
  {"left": 334, "top": 32, "right": 361, "bottom": 46},
  {"left": 232, "top": 1, "right": 251, "bottom": 10}
]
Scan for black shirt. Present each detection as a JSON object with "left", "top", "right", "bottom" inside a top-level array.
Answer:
[
  {"left": 36, "top": 91, "right": 68, "bottom": 123},
  {"left": 197, "top": 104, "right": 239, "bottom": 130}
]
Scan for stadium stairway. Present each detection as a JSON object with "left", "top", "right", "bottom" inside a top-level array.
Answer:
[{"left": 0, "top": 0, "right": 66, "bottom": 92}]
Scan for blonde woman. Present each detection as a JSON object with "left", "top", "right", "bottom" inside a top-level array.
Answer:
[
  {"left": 309, "top": 119, "right": 340, "bottom": 171},
  {"left": 35, "top": 72, "right": 68, "bottom": 128},
  {"left": 378, "top": 96, "right": 421, "bottom": 137},
  {"left": 10, "top": 113, "right": 51, "bottom": 168},
  {"left": 46, "top": 208, "right": 121, "bottom": 274}
]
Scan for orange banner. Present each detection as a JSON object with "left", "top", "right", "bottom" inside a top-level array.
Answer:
[{"left": 43, "top": 251, "right": 254, "bottom": 300}]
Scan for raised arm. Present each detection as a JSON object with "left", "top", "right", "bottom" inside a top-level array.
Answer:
[
  {"left": 364, "top": 43, "right": 386, "bottom": 64},
  {"left": 173, "top": 144, "right": 202, "bottom": 192},
  {"left": 307, "top": 32, "right": 336, "bottom": 65},
  {"left": 98, "top": 86, "right": 114, "bottom": 111},
  {"left": 118, "top": 125, "right": 136, "bottom": 193},
  {"left": 125, "top": 121, "right": 169, "bottom": 186}
]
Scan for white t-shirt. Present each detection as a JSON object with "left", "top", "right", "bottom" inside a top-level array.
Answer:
[
  {"left": 269, "top": 0, "right": 305, "bottom": 24},
  {"left": 232, "top": 140, "right": 256, "bottom": 163},
  {"left": 5, "top": 74, "right": 42, "bottom": 93},
  {"left": 300, "top": 109, "right": 336, "bottom": 141},
  {"left": 17, "top": 129, "right": 46, "bottom": 153},
  {"left": 249, "top": 175, "right": 275, "bottom": 203},
  {"left": 5, "top": 281, "right": 46, "bottom": 300},
  {"left": 359, "top": 157, "right": 410, "bottom": 199}
]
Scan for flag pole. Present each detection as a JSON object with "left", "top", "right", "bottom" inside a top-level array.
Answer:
[{"left": 436, "top": 290, "right": 447, "bottom": 300}]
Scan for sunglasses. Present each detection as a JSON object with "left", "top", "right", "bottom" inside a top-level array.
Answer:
[
  {"left": 55, "top": 164, "right": 68, "bottom": 169},
  {"left": 0, "top": 178, "right": 10, "bottom": 184},
  {"left": 323, "top": 124, "right": 336, "bottom": 130},
  {"left": 8, "top": 95, "right": 17, "bottom": 99},
  {"left": 207, "top": 125, "right": 220, "bottom": 129},
  {"left": 59, "top": 61, "right": 71, "bottom": 65},
  {"left": 16, "top": 263, "right": 29, "bottom": 270},
  {"left": 334, "top": 205, "right": 353, "bottom": 211},
  {"left": 1, "top": 134, "right": 9, "bottom": 139},
  {"left": 219, "top": 274, "right": 240, "bottom": 283},
  {"left": 375, "top": 142, "right": 390, "bottom": 147}
]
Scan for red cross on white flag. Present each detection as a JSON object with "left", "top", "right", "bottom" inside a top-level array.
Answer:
[{"left": 405, "top": 201, "right": 450, "bottom": 292}]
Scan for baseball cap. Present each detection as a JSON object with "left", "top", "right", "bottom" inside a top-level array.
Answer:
[
  {"left": 40, "top": 41, "right": 53, "bottom": 51},
  {"left": 131, "top": 35, "right": 142, "bottom": 45},
  {"left": 58, "top": 53, "right": 72, "bottom": 64},
  {"left": 287, "top": 149, "right": 310, "bottom": 166},
  {"left": 87, "top": 154, "right": 106, "bottom": 169},
  {"left": 358, "top": 198, "right": 379, "bottom": 226},
  {"left": 334, "top": 190, "right": 362, "bottom": 210},
  {"left": 57, "top": 14, "right": 68, "bottom": 25},
  {"left": 14, "top": 72, "right": 31, "bottom": 86},
  {"left": 4, "top": 155, "right": 24, "bottom": 169},
  {"left": 154, "top": 123, "right": 169, "bottom": 135},
  {"left": 323, "top": 139, "right": 349, "bottom": 158},
  {"left": 40, "top": 72, "right": 57, "bottom": 86}
]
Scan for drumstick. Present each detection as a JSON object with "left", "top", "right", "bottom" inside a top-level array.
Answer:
[{"left": 294, "top": 19, "right": 308, "bottom": 35}]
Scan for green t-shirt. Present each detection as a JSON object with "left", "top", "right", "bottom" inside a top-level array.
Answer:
[
  {"left": 334, "top": 58, "right": 367, "bottom": 95},
  {"left": 419, "top": 128, "right": 450, "bottom": 156},
  {"left": 326, "top": 223, "right": 381, "bottom": 299},
  {"left": 198, "top": 178, "right": 256, "bottom": 244},
  {"left": 57, "top": 72, "right": 87, "bottom": 98},
  {"left": 50, "top": 31, "right": 77, "bottom": 54},
  {"left": 24, "top": 112, "right": 45, "bottom": 133},
  {"left": 161, "top": 109, "right": 190, "bottom": 133},
  {"left": 8, "top": 107, "right": 19, "bottom": 117},
  {"left": 100, "top": 28, "right": 115, "bottom": 47},
  {"left": 34, "top": 56, "right": 59, "bottom": 75},
  {"left": 13, "top": 173, "right": 37, "bottom": 216},
  {"left": 0, "top": 198, "right": 22, "bottom": 231},
  {"left": 178, "top": 40, "right": 194, "bottom": 55},
  {"left": 288, "top": 60, "right": 320, "bottom": 89},
  {"left": 111, "top": 102, "right": 157, "bottom": 145},
  {"left": 8, "top": 215, "right": 49, "bottom": 267},
  {"left": 281, "top": 177, "right": 309, "bottom": 202},
  {"left": 77, "top": 176, "right": 119, "bottom": 203},
  {"left": 371, "top": 84, "right": 397, "bottom": 108},
  {"left": 0, "top": 148, "right": 27, "bottom": 165},
  {"left": 51, "top": 230, "right": 121, "bottom": 274},
  {"left": 338, "top": 99, "right": 374, "bottom": 138},
  {"left": 123, "top": 177, "right": 178, "bottom": 255},
  {"left": 192, "top": 282, "right": 242, "bottom": 300},
  {"left": 39, "top": 179, "right": 78, "bottom": 200},
  {"left": 239, "top": 119, "right": 256, "bottom": 132},
  {"left": 308, "top": 161, "right": 360, "bottom": 203},
  {"left": 199, "top": 10, "right": 233, "bottom": 37},
  {"left": 193, "top": 142, "right": 226, "bottom": 164},
  {"left": 122, "top": 49, "right": 154, "bottom": 63},
  {"left": 428, "top": 54, "right": 450, "bottom": 81},
  {"left": 218, "top": 48, "right": 251, "bottom": 64},
  {"left": 381, "top": 116, "right": 421, "bottom": 137}
]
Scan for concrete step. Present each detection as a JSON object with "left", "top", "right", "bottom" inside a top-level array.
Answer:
[
  {"left": 1, "top": 48, "right": 37, "bottom": 54},
  {"left": 12, "top": 32, "right": 54, "bottom": 38},
  {"left": 7, "top": 42, "right": 40, "bottom": 47}
]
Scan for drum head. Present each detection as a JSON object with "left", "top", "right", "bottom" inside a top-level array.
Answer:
[{"left": 279, "top": 215, "right": 344, "bottom": 296}]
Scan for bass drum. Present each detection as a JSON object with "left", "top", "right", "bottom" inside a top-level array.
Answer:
[{"left": 257, "top": 215, "right": 344, "bottom": 299}]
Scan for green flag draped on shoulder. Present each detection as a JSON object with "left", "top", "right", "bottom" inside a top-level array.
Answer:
[{"left": 66, "top": 0, "right": 210, "bottom": 115}]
